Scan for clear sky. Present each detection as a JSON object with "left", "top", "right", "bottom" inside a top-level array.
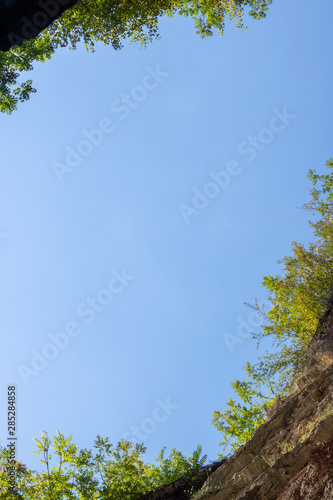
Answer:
[{"left": 0, "top": 0, "right": 333, "bottom": 473}]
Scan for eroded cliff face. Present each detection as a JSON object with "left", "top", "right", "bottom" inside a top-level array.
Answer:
[
  {"left": 200, "top": 361, "right": 333, "bottom": 500},
  {"left": 139, "top": 363, "right": 333, "bottom": 500},
  {"left": 139, "top": 311, "right": 333, "bottom": 500}
]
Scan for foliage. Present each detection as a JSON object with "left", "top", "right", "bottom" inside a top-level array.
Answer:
[
  {"left": 212, "top": 378, "right": 276, "bottom": 455},
  {"left": 213, "top": 159, "right": 333, "bottom": 457},
  {"left": 0, "top": 0, "right": 274, "bottom": 114},
  {"left": 0, "top": 431, "right": 207, "bottom": 499},
  {"left": 0, "top": 32, "right": 58, "bottom": 114}
]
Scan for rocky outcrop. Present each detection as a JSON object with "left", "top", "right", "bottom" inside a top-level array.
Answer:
[
  {"left": 137, "top": 308, "right": 333, "bottom": 500},
  {"left": 138, "top": 461, "right": 225, "bottom": 500},
  {"left": 199, "top": 362, "right": 333, "bottom": 500},
  {"left": 276, "top": 437, "right": 333, "bottom": 499}
]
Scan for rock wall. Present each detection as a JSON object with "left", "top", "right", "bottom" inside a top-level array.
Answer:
[{"left": 138, "top": 309, "right": 333, "bottom": 500}]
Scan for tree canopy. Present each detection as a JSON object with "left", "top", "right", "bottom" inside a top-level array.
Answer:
[{"left": 0, "top": 0, "right": 274, "bottom": 114}]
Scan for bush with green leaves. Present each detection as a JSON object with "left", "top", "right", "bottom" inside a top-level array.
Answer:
[
  {"left": 213, "top": 159, "right": 333, "bottom": 457},
  {"left": 0, "top": 0, "right": 274, "bottom": 114},
  {"left": 0, "top": 430, "right": 207, "bottom": 499}
]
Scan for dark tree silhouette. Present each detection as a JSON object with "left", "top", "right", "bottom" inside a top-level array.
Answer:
[{"left": 0, "top": 0, "right": 79, "bottom": 51}]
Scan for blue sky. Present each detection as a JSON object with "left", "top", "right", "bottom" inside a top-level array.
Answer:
[{"left": 0, "top": 0, "right": 333, "bottom": 473}]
